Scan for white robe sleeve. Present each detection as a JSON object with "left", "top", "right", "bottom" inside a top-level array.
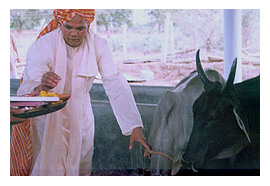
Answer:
[
  {"left": 17, "top": 34, "right": 55, "bottom": 96},
  {"left": 94, "top": 35, "right": 143, "bottom": 136}
]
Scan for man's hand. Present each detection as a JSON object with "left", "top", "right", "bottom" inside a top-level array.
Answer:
[
  {"left": 10, "top": 107, "right": 26, "bottom": 124},
  {"left": 129, "top": 127, "right": 151, "bottom": 157},
  {"left": 40, "top": 72, "right": 61, "bottom": 92}
]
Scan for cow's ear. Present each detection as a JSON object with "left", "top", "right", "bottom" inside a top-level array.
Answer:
[{"left": 233, "top": 107, "right": 251, "bottom": 143}]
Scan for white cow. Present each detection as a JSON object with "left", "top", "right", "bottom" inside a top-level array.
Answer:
[{"left": 148, "top": 69, "right": 225, "bottom": 175}]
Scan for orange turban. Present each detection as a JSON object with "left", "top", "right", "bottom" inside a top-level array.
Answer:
[{"left": 37, "top": 9, "right": 95, "bottom": 39}]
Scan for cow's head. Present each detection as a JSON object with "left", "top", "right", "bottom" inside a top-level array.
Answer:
[{"left": 182, "top": 50, "right": 251, "bottom": 170}]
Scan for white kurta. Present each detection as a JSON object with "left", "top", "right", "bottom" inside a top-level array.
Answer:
[{"left": 17, "top": 28, "right": 143, "bottom": 176}]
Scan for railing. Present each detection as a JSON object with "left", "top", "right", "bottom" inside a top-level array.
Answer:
[{"left": 10, "top": 78, "right": 172, "bottom": 172}]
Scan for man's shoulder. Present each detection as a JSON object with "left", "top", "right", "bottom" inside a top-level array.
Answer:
[
  {"left": 35, "top": 28, "right": 61, "bottom": 44},
  {"left": 29, "top": 28, "right": 61, "bottom": 53},
  {"left": 89, "top": 30, "right": 108, "bottom": 48}
]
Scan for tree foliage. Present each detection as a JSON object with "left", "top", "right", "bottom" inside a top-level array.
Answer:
[
  {"left": 145, "top": 9, "right": 259, "bottom": 52},
  {"left": 10, "top": 9, "right": 53, "bottom": 31},
  {"left": 96, "top": 9, "right": 133, "bottom": 31},
  {"left": 10, "top": 9, "right": 259, "bottom": 53},
  {"left": 146, "top": 9, "right": 179, "bottom": 33},
  {"left": 242, "top": 9, "right": 260, "bottom": 52}
]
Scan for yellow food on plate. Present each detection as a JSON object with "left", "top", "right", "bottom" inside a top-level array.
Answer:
[
  {"left": 39, "top": 91, "right": 63, "bottom": 104},
  {"left": 39, "top": 91, "right": 70, "bottom": 105},
  {"left": 40, "top": 90, "right": 58, "bottom": 97}
]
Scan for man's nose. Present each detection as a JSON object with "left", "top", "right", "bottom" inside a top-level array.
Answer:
[{"left": 70, "top": 29, "right": 78, "bottom": 36}]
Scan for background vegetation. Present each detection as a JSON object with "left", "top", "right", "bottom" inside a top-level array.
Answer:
[
  {"left": 10, "top": 9, "right": 260, "bottom": 86},
  {"left": 10, "top": 9, "right": 260, "bottom": 54}
]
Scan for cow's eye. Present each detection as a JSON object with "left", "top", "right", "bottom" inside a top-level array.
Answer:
[
  {"left": 208, "top": 111, "right": 218, "bottom": 121},
  {"left": 209, "top": 115, "right": 218, "bottom": 121},
  {"left": 211, "top": 116, "right": 217, "bottom": 120}
]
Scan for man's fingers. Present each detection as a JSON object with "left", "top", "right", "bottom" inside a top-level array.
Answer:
[
  {"left": 139, "top": 140, "right": 151, "bottom": 158},
  {"left": 144, "top": 150, "right": 151, "bottom": 158},
  {"left": 42, "top": 74, "right": 60, "bottom": 86},
  {"left": 43, "top": 72, "right": 61, "bottom": 80},
  {"left": 141, "top": 140, "right": 150, "bottom": 151},
  {"left": 129, "top": 137, "right": 135, "bottom": 150},
  {"left": 129, "top": 135, "right": 150, "bottom": 152},
  {"left": 41, "top": 72, "right": 61, "bottom": 90},
  {"left": 41, "top": 78, "right": 57, "bottom": 88}
]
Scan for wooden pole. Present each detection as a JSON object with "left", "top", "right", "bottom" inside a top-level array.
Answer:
[
  {"left": 169, "top": 20, "right": 174, "bottom": 54},
  {"left": 122, "top": 24, "right": 127, "bottom": 60},
  {"left": 161, "top": 13, "right": 170, "bottom": 63}
]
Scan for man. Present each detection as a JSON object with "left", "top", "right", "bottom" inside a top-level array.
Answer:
[{"left": 17, "top": 9, "right": 150, "bottom": 176}]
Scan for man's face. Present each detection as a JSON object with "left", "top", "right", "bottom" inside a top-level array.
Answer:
[{"left": 61, "top": 15, "right": 87, "bottom": 47}]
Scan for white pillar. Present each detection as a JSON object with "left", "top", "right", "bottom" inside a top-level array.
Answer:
[{"left": 224, "top": 9, "right": 242, "bottom": 83}]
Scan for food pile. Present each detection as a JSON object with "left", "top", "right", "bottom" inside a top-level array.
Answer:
[
  {"left": 40, "top": 91, "right": 63, "bottom": 105},
  {"left": 40, "top": 90, "right": 58, "bottom": 97}
]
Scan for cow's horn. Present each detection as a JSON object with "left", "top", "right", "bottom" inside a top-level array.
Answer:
[
  {"left": 196, "top": 49, "right": 211, "bottom": 87},
  {"left": 223, "top": 57, "right": 237, "bottom": 92}
]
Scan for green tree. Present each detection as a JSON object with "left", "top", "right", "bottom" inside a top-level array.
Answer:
[
  {"left": 242, "top": 9, "right": 260, "bottom": 52},
  {"left": 146, "top": 9, "right": 179, "bottom": 33},
  {"left": 96, "top": 9, "right": 133, "bottom": 31},
  {"left": 10, "top": 9, "right": 53, "bottom": 31}
]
